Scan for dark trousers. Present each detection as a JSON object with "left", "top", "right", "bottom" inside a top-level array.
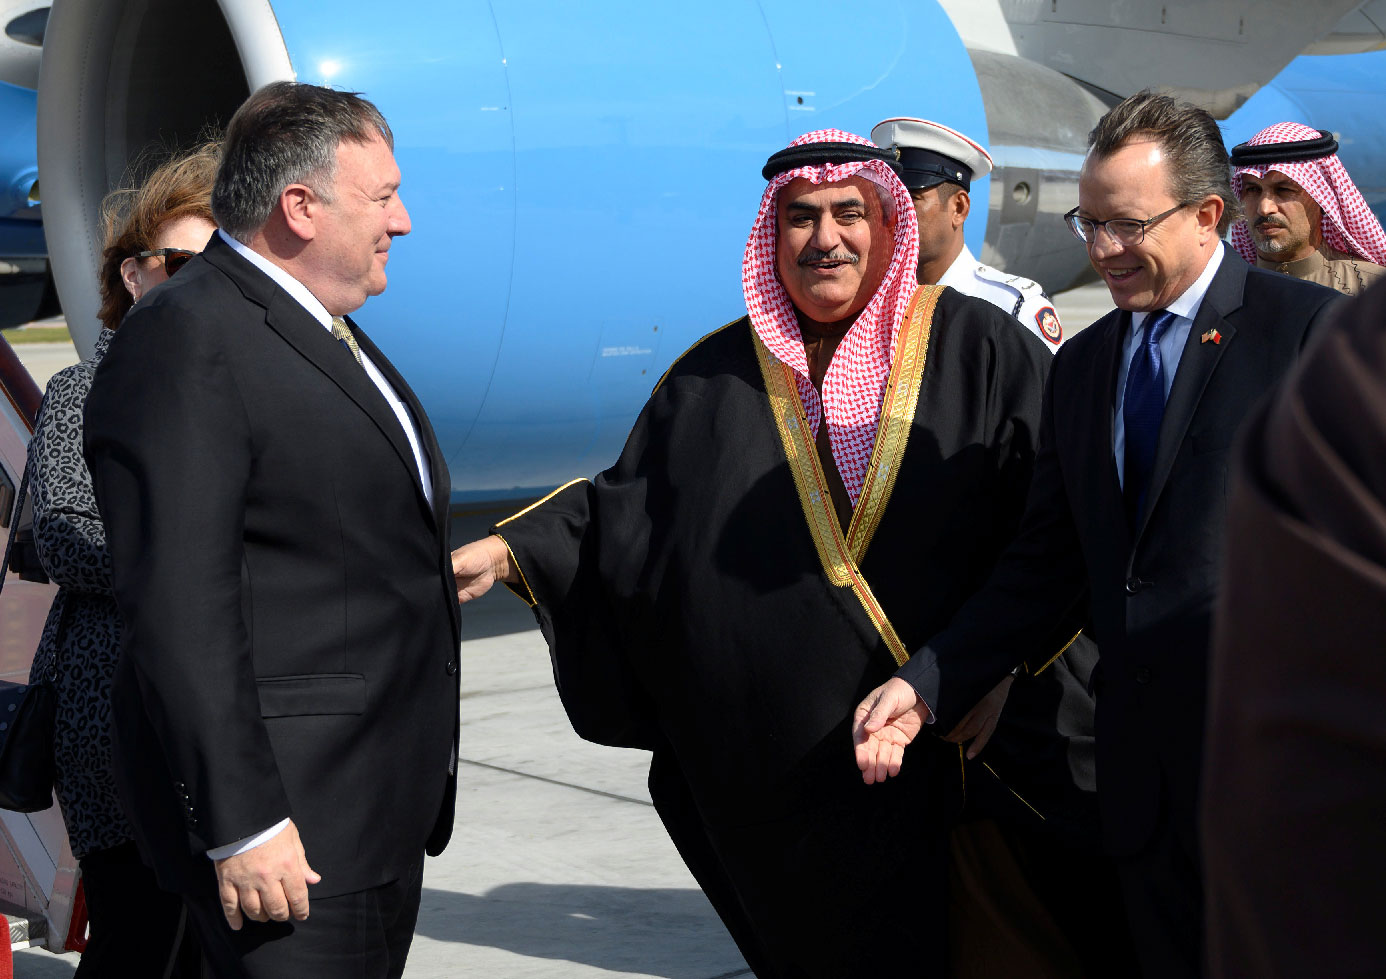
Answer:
[
  {"left": 184, "top": 857, "right": 425, "bottom": 979},
  {"left": 949, "top": 817, "right": 1138, "bottom": 979},
  {"left": 75, "top": 840, "right": 201, "bottom": 979},
  {"left": 1117, "top": 816, "right": 1204, "bottom": 979}
]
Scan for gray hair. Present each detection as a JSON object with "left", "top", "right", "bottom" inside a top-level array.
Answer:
[
  {"left": 1087, "top": 90, "right": 1240, "bottom": 235},
  {"left": 212, "top": 81, "right": 394, "bottom": 240}
]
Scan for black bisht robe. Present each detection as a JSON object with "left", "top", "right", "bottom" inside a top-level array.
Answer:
[{"left": 498, "top": 288, "right": 1088, "bottom": 976}]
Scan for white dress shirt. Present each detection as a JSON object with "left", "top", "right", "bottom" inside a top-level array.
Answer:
[
  {"left": 206, "top": 230, "right": 434, "bottom": 861},
  {"left": 1113, "top": 243, "right": 1225, "bottom": 487}
]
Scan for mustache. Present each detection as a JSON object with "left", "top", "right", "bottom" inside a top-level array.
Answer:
[
  {"left": 798, "top": 247, "right": 859, "bottom": 266},
  {"left": 1253, "top": 215, "right": 1289, "bottom": 231}
]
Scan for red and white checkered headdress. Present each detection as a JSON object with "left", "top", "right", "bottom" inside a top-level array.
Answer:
[
  {"left": 742, "top": 129, "right": 919, "bottom": 505},
  {"left": 1230, "top": 121, "right": 1386, "bottom": 266}
]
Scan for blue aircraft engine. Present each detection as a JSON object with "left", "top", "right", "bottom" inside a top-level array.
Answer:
[
  {"left": 1224, "top": 50, "right": 1386, "bottom": 225},
  {"left": 0, "top": 77, "right": 50, "bottom": 328},
  {"left": 0, "top": 81, "right": 37, "bottom": 219}
]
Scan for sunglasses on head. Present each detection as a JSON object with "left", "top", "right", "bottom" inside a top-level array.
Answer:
[{"left": 133, "top": 247, "right": 199, "bottom": 276}]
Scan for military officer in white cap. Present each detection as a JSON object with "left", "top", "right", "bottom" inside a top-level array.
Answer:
[{"left": 872, "top": 116, "right": 1065, "bottom": 349}]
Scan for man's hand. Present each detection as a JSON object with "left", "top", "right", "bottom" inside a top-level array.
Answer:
[
  {"left": 214, "top": 820, "right": 320, "bottom": 930},
  {"left": 942, "top": 674, "right": 1014, "bottom": 759},
  {"left": 451, "top": 535, "right": 515, "bottom": 603},
  {"left": 852, "top": 677, "right": 931, "bottom": 785}
]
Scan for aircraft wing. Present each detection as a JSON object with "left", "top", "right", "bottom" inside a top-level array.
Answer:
[
  {"left": 944, "top": 0, "right": 1374, "bottom": 117},
  {"left": 0, "top": 2, "right": 43, "bottom": 90}
]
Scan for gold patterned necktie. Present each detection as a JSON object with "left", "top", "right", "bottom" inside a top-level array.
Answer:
[{"left": 331, "top": 316, "right": 362, "bottom": 365}]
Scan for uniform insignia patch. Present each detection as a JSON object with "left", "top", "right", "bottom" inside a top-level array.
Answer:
[{"left": 1036, "top": 307, "right": 1062, "bottom": 345}]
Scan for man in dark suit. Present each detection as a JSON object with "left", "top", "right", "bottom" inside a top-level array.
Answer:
[
  {"left": 851, "top": 91, "right": 1341, "bottom": 977},
  {"left": 84, "top": 82, "right": 460, "bottom": 978}
]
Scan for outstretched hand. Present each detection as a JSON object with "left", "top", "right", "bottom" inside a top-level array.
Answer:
[
  {"left": 852, "top": 677, "right": 931, "bottom": 785},
  {"left": 451, "top": 535, "right": 514, "bottom": 603},
  {"left": 942, "top": 674, "right": 1014, "bottom": 759}
]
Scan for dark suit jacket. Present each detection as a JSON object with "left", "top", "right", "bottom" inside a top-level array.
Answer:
[
  {"left": 84, "top": 233, "right": 461, "bottom": 898},
  {"left": 902, "top": 246, "right": 1341, "bottom": 855}
]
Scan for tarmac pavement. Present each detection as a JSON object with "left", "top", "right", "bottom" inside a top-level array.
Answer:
[
  {"left": 7, "top": 342, "right": 79, "bottom": 391},
  {"left": 14, "top": 577, "right": 749, "bottom": 978}
]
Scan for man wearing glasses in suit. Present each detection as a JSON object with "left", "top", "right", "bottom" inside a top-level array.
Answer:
[{"left": 852, "top": 90, "right": 1342, "bottom": 977}]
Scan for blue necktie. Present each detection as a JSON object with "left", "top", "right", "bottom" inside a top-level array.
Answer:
[{"left": 1123, "top": 309, "right": 1177, "bottom": 526}]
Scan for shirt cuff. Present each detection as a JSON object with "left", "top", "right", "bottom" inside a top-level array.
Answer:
[
  {"left": 206, "top": 818, "right": 291, "bottom": 861},
  {"left": 898, "top": 678, "right": 936, "bottom": 725}
]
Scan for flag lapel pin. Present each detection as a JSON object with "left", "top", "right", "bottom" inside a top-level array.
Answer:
[{"left": 1201, "top": 328, "right": 1222, "bottom": 345}]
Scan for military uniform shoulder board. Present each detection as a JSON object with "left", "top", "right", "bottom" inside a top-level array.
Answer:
[{"left": 975, "top": 263, "right": 1043, "bottom": 293}]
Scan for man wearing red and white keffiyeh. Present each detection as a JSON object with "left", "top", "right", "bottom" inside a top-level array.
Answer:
[
  {"left": 743, "top": 127, "right": 919, "bottom": 508},
  {"left": 1230, "top": 121, "right": 1386, "bottom": 296},
  {"left": 451, "top": 128, "right": 1106, "bottom": 978}
]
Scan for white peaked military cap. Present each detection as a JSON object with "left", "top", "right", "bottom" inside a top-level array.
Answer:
[{"left": 870, "top": 117, "right": 994, "bottom": 192}]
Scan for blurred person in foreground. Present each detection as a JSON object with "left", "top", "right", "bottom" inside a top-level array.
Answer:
[
  {"left": 84, "top": 82, "right": 459, "bottom": 978},
  {"left": 451, "top": 128, "right": 1101, "bottom": 977},
  {"left": 24, "top": 142, "right": 218, "bottom": 977},
  {"left": 852, "top": 91, "right": 1342, "bottom": 977},
  {"left": 1203, "top": 279, "right": 1386, "bottom": 978},
  {"left": 1229, "top": 121, "right": 1386, "bottom": 295}
]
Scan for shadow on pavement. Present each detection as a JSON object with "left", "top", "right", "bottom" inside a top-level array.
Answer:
[
  {"left": 413, "top": 883, "right": 749, "bottom": 979},
  {"left": 457, "top": 586, "right": 540, "bottom": 641}
]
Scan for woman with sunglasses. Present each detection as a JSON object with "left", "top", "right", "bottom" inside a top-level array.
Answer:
[{"left": 24, "top": 141, "right": 219, "bottom": 977}]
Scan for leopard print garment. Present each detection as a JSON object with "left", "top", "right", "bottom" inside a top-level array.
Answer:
[{"left": 26, "top": 329, "right": 134, "bottom": 859}]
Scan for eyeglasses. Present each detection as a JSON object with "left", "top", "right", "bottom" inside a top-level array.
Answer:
[
  {"left": 1063, "top": 202, "right": 1192, "bottom": 246},
  {"left": 132, "top": 247, "right": 199, "bottom": 276}
]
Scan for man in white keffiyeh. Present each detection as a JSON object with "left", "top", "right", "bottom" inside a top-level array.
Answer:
[{"left": 1230, "top": 121, "right": 1386, "bottom": 296}]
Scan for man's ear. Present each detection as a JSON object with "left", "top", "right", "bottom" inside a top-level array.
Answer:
[
  {"left": 1195, "top": 194, "right": 1224, "bottom": 241},
  {"left": 279, "top": 184, "right": 317, "bottom": 242},
  {"left": 953, "top": 188, "right": 971, "bottom": 228}
]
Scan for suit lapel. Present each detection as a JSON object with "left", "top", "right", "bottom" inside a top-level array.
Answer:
[
  {"left": 263, "top": 295, "right": 430, "bottom": 512},
  {"left": 1079, "top": 311, "right": 1133, "bottom": 555},
  {"left": 352, "top": 322, "right": 451, "bottom": 532},
  {"left": 1099, "top": 311, "right": 1129, "bottom": 503},
  {"left": 201, "top": 237, "right": 437, "bottom": 526},
  {"left": 1133, "top": 250, "right": 1244, "bottom": 541},
  {"left": 354, "top": 324, "right": 458, "bottom": 640}
]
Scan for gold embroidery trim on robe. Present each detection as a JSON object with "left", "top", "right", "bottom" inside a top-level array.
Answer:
[
  {"left": 753, "top": 284, "right": 941, "bottom": 668},
  {"left": 982, "top": 761, "right": 1046, "bottom": 819},
  {"left": 495, "top": 477, "right": 592, "bottom": 607},
  {"left": 1026, "top": 627, "right": 1084, "bottom": 677}
]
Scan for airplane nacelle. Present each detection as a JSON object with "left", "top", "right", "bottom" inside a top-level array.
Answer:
[
  {"left": 0, "top": 77, "right": 49, "bottom": 329},
  {"left": 35, "top": 0, "right": 1106, "bottom": 502}
]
